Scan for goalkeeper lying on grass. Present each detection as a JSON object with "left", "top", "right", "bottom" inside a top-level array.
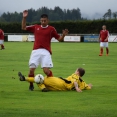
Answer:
[{"left": 18, "top": 68, "right": 92, "bottom": 92}]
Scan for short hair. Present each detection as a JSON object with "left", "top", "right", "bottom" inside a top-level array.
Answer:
[
  {"left": 102, "top": 25, "right": 106, "bottom": 27},
  {"left": 40, "top": 14, "right": 48, "bottom": 19},
  {"left": 78, "top": 68, "right": 85, "bottom": 77}
]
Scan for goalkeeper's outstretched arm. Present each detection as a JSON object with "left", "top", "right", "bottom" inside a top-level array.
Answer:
[{"left": 74, "top": 81, "right": 82, "bottom": 92}]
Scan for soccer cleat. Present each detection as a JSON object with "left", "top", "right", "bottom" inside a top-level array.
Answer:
[
  {"left": 29, "top": 85, "right": 34, "bottom": 91},
  {"left": 42, "top": 88, "right": 49, "bottom": 92},
  {"left": 18, "top": 72, "right": 25, "bottom": 81},
  {"left": 106, "top": 54, "right": 108, "bottom": 56},
  {"left": 99, "top": 54, "right": 103, "bottom": 56}
]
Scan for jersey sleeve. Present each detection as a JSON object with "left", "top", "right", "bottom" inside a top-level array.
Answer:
[
  {"left": 51, "top": 27, "right": 60, "bottom": 40},
  {"left": 70, "top": 74, "right": 79, "bottom": 83},
  {"left": 2, "top": 31, "right": 4, "bottom": 35},
  {"left": 79, "top": 81, "right": 91, "bottom": 90},
  {"left": 99, "top": 31, "right": 101, "bottom": 38},
  {"left": 0, "top": 30, "right": 4, "bottom": 39},
  {"left": 85, "top": 85, "right": 91, "bottom": 90},
  {"left": 26, "top": 25, "right": 36, "bottom": 33},
  {"left": 37, "top": 83, "right": 46, "bottom": 90}
]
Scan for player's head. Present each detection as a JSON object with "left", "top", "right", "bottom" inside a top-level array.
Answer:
[
  {"left": 76, "top": 68, "right": 85, "bottom": 77},
  {"left": 40, "top": 14, "right": 49, "bottom": 27},
  {"left": 102, "top": 25, "right": 106, "bottom": 30}
]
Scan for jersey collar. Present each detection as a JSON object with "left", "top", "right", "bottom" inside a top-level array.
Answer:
[{"left": 41, "top": 25, "right": 49, "bottom": 28}]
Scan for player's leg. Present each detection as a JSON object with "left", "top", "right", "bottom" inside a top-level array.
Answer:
[
  {"left": 0, "top": 40, "right": 5, "bottom": 50},
  {"left": 43, "top": 67, "right": 53, "bottom": 77},
  {"left": 18, "top": 69, "right": 35, "bottom": 91},
  {"left": 1, "top": 44, "right": 5, "bottom": 49},
  {"left": 0, "top": 41, "right": 2, "bottom": 49},
  {"left": 41, "top": 53, "right": 53, "bottom": 77},
  {"left": 105, "top": 42, "right": 109, "bottom": 56},
  {"left": 18, "top": 72, "right": 40, "bottom": 83},
  {"left": 18, "top": 72, "right": 26, "bottom": 81},
  {"left": 28, "top": 50, "right": 41, "bottom": 91},
  {"left": 44, "top": 77, "right": 67, "bottom": 91},
  {"left": 99, "top": 42, "right": 103, "bottom": 56},
  {"left": 18, "top": 71, "right": 41, "bottom": 84},
  {"left": 18, "top": 72, "right": 35, "bottom": 82},
  {"left": 106, "top": 47, "right": 109, "bottom": 56},
  {"left": 28, "top": 68, "right": 35, "bottom": 91},
  {"left": 18, "top": 72, "right": 48, "bottom": 92},
  {"left": 99, "top": 47, "right": 103, "bottom": 56},
  {"left": 1, "top": 40, "right": 5, "bottom": 49}
]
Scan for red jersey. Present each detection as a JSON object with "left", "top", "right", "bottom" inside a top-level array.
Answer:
[
  {"left": 0, "top": 29, "right": 4, "bottom": 40},
  {"left": 99, "top": 30, "right": 109, "bottom": 42},
  {"left": 26, "top": 25, "right": 60, "bottom": 54}
]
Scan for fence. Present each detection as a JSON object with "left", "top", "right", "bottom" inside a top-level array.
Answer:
[{"left": 4, "top": 33, "right": 117, "bottom": 43}]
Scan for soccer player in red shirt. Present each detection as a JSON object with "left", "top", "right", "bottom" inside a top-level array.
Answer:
[
  {"left": 0, "top": 29, "right": 5, "bottom": 50},
  {"left": 99, "top": 25, "right": 109, "bottom": 56},
  {"left": 21, "top": 10, "right": 69, "bottom": 91}
]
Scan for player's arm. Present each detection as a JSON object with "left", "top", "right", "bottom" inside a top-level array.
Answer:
[
  {"left": 88, "top": 84, "right": 92, "bottom": 89},
  {"left": 74, "top": 81, "right": 82, "bottom": 92},
  {"left": 84, "top": 83, "right": 92, "bottom": 90},
  {"left": 22, "top": 10, "right": 28, "bottom": 30},
  {"left": 99, "top": 32, "right": 101, "bottom": 42},
  {"left": 58, "top": 29, "right": 69, "bottom": 42}
]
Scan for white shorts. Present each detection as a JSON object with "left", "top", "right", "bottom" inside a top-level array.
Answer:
[
  {"left": 29, "top": 49, "right": 53, "bottom": 68},
  {"left": 0, "top": 40, "right": 4, "bottom": 44},
  {"left": 100, "top": 42, "right": 108, "bottom": 47}
]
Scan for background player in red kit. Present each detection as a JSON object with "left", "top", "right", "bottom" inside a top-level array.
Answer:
[
  {"left": 0, "top": 29, "right": 5, "bottom": 50},
  {"left": 99, "top": 25, "right": 109, "bottom": 56},
  {"left": 21, "top": 10, "right": 69, "bottom": 91}
]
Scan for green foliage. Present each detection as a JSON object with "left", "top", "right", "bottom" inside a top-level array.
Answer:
[
  {"left": 1, "top": 19, "right": 117, "bottom": 34},
  {"left": 103, "top": 9, "right": 112, "bottom": 19},
  {"left": 0, "top": 42, "right": 117, "bottom": 117},
  {"left": 0, "top": 7, "right": 81, "bottom": 22},
  {"left": 0, "top": 22, "right": 30, "bottom": 33}
]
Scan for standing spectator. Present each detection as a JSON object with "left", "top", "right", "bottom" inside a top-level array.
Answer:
[
  {"left": 21, "top": 10, "right": 69, "bottom": 91},
  {"left": 0, "top": 29, "right": 5, "bottom": 50},
  {"left": 99, "top": 25, "right": 109, "bottom": 56}
]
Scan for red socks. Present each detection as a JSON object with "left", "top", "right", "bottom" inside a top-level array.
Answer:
[
  {"left": 100, "top": 48, "right": 103, "bottom": 54},
  {"left": 47, "top": 70, "right": 53, "bottom": 77},
  {"left": 100, "top": 48, "right": 109, "bottom": 55},
  {"left": 106, "top": 48, "right": 109, "bottom": 54},
  {"left": 1, "top": 44, "right": 4, "bottom": 49},
  {"left": 28, "top": 74, "right": 34, "bottom": 86}
]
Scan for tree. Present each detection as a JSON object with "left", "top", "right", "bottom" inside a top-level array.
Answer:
[
  {"left": 103, "top": 9, "right": 112, "bottom": 19},
  {"left": 113, "top": 12, "right": 117, "bottom": 19},
  {"left": 0, "top": 7, "right": 82, "bottom": 22}
]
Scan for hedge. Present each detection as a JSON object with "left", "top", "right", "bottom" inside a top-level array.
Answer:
[{"left": 0, "top": 20, "right": 117, "bottom": 34}]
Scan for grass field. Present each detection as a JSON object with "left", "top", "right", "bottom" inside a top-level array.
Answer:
[{"left": 0, "top": 42, "right": 117, "bottom": 117}]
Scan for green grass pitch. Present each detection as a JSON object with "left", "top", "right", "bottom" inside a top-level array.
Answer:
[{"left": 0, "top": 42, "right": 117, "bottom": 117}]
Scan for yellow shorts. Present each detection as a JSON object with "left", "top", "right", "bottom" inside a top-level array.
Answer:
[{"left": 38, "top": 77, "right": 68, "bottom": 91}]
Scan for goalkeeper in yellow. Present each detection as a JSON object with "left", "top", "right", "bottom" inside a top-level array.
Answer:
[{"left": 18, "top": 68, "right": 92, "bottom": 92}]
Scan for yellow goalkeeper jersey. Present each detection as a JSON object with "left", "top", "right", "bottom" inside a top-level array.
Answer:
[{"left": 38, "top": 73, "right": 91, "bottom": 91}]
